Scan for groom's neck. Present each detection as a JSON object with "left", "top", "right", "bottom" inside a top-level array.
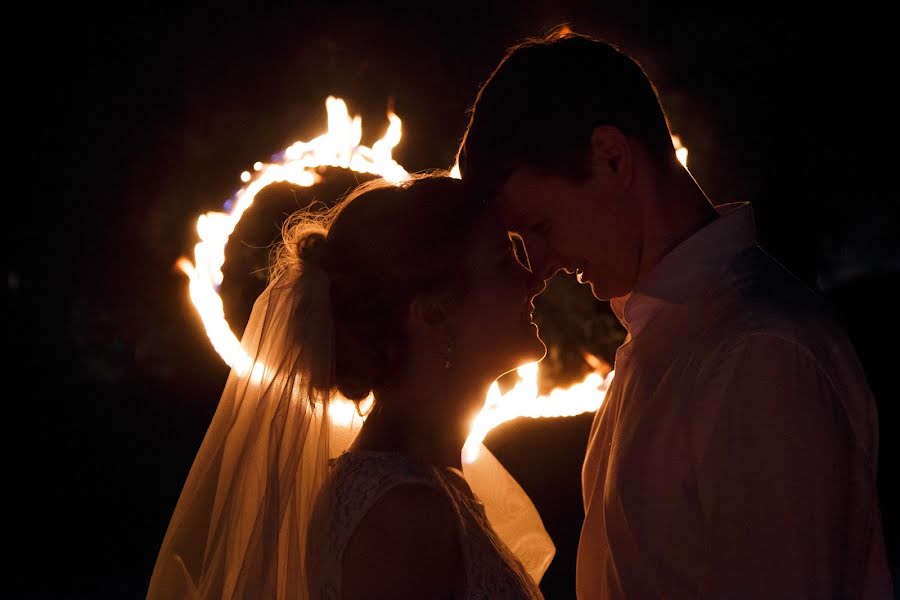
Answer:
[{"left": 635, "top": 164, "right": 718, "bottom": 282}]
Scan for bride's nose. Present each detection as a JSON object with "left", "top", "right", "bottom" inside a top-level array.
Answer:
[{"left": 525, "top": 241, "right": 562, "bottom": 283}]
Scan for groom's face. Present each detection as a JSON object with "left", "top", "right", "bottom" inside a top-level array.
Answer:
[{"left": 497, "top": 164, "right": 642, "bottom": 300}]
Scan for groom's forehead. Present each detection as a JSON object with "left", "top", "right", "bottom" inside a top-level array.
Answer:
[
  {"left": 496, "top": 173, "right": 526, "bottom": 207},
  {"left": 501, "top": 168, "right": 550, "bottom": 198},
  {"left": 496, "top": 177, "right": 542, "bottom": 225},
  {"left": 493, "top": 191, "right": 524, "bottom": 225}
]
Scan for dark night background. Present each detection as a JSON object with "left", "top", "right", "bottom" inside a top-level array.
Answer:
[{"left": 10, "top": 2, "right": 898, "bottom": 597}]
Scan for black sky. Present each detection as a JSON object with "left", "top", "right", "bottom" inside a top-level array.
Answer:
[{"left": 9, "top": 2, "right": 898, "bottom": 596}]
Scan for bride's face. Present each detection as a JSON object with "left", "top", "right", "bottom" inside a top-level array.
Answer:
[{"left": 449, "top": 213, "right": 547, "bottom": 380}]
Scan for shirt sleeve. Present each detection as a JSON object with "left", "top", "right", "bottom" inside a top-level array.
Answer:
[{"left": 689, "top": 332, "right": 888, "bottom": 598}]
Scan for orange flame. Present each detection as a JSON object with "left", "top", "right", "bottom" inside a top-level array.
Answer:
[
  {"left": 672, "top": 134, "right": 689, "bottom": 168},
  {"left": 462, "top": 362, "right": 614, "bottom": 463},
  {"left": 177, "top": 97, "right": 408, "bottom": 375},
  {"left": 179, "top": 97, "right": 688, "bottom": 460}
]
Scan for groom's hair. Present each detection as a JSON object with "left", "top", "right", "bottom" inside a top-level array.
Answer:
[{"left": 457, "top": 28, "right": 675, "bottom": 200}]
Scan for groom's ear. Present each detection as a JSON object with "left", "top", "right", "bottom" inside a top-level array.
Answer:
[{"left": 590, "top": 126, "right": 633, "bottom": 187}]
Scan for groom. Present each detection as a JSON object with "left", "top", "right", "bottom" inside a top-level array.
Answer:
[{"left": 457, "top": 29, "right": 892, "bottom": 599}]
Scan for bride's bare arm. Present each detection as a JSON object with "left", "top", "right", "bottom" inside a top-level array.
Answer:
[{"left": 341, "top": 483, "right": 462, "bottom": 599}]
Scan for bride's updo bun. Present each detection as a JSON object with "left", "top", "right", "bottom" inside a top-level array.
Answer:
[
  {"left": 296, "top": 232, "right": 330, "bottom": 269},
  {"left": 271, "top": 173, "right": 481, "bottom": 405}
]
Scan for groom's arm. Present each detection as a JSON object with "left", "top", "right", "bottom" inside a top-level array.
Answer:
[{"left": 689, "top": 333, "right": 880, "bottom": 598}]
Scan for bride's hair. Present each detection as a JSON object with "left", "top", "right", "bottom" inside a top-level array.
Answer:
[
  {"left": 271, "top": 173, "right": 481, "bottom": 403},
  {"left": 148, "top": 179, "right": 553, "bottom": 600}
]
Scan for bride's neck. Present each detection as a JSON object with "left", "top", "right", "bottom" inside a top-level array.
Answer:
[{"left": 351, "top": 379, "right": 490, "bottom": 470}]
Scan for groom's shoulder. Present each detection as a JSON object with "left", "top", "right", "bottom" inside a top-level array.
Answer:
[{"left": 713, "top": 249, "right": 850, "bottom": 357}]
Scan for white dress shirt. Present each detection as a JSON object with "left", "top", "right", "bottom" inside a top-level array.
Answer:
[{"left": 577, "top": 203, "right": 892, "bottom": 599}]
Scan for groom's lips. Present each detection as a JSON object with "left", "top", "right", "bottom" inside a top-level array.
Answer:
[{"left": 572, "top": 261, "right": 590, "bottom": 283}]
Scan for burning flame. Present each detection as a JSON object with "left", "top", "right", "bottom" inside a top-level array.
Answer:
[
  {"left": 673, "top": 134, "right": 689, "bottom": 168},
  {"left": 176, "top": 97, "right": 408, "bottom": 376},
  {"left": 462, "top": 362, "right": 614, "bottom": 463},
  {"left": 179, "top": 96, "right": 687, "bottom": 461}
]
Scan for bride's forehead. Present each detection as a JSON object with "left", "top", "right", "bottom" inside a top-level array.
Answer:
[{"left": 465, "top": 214, "right": 510, "bottom": 253}]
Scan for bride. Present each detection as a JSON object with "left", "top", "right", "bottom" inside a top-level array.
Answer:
[{"left": 147, "top": 174, "right": 555, "bottom": 599}]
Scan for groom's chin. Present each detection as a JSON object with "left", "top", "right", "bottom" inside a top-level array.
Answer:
[
  {"left": 588, "top": 280, "right": 610, "bottom": 301},
  {"left": 587, "top": 278, "right": 624, "bottom": 302},
  {"left": 578, "top": 270, "right": 611, "bottom": 301}
]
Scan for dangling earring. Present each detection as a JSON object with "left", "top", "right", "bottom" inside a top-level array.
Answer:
[{"left": 443, "top": 335, "right": 455, "bottom": 369}]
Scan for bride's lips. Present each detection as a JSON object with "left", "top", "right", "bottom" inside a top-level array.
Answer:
[
  {"left": 520, "top": 299, "right": 536, "bottom": 324},
  {"left": 521, "top": 305, "right": 535, "bottom": 323}
]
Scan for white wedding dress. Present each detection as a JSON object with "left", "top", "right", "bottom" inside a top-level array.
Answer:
[{"left": 306, "top": 450, "right": 545, "bottom": 599}]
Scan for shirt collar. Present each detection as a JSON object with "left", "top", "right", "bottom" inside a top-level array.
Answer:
[{"left": 611, "top": 202, "right": 757, "bottom": 337}]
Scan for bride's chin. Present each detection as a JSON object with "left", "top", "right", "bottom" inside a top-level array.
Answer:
[
  {"left": 489, "top": 331, "right": 547, "bottom": 378},
  {"left": 528, "top": 339, "right": 548, "bottom": 363},
  {"left": 527, "top": 326, "right": 548, "bottom": 360},
  {"left": 513, "top": 337, "right": 548, "bottom": 366}
]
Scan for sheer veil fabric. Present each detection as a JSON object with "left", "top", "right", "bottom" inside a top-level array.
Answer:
[{"left": 147, "top": 268, "right": 554, "bottom": 599}]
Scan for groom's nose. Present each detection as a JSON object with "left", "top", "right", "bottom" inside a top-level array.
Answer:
[{"left": 534, "top": 260, "right": 563, "bottom": 283}]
